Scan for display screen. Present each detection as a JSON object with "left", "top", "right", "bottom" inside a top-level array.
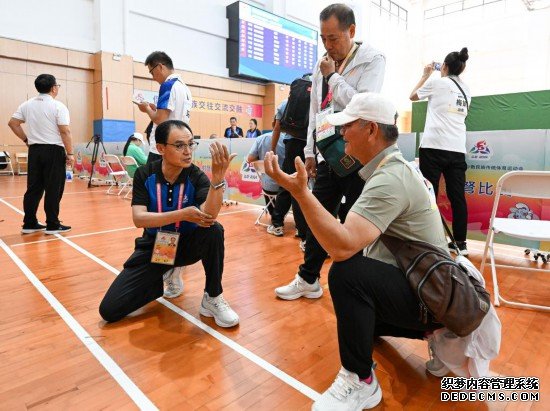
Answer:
[{"left": 227, "top": 2, "right": 318, "bottom": 84}]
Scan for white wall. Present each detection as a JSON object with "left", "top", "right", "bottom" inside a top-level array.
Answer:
[
  {"left": 0, "top": 0, "right": 96, "bottom": 52},
  {"left": 1, "top": 0, "right": 548, "bottom": 110},
  {"left": 418, "top": 0, "right": 550, "bottom": 97}
]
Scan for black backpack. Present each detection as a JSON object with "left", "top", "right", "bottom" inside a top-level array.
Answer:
[{"left": 280, "top": 74, "right": 312, "bottom": 140}]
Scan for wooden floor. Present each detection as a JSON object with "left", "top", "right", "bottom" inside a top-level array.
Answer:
[{"left": 0, "top": 174, "right": 548, "bottom": 411}]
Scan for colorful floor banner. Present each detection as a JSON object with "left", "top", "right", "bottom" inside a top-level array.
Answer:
[{"left": 420, "top": 129, "right": 550, "bottom": 248}]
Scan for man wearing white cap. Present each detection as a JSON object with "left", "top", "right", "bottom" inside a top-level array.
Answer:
[{"left": 264, "top": 93, "right": 448, "bottom": 410}]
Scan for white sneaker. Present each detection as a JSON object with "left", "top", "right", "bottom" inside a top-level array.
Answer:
[
  {"left": 312, "top": 366, "right": 382, "bottom": 411},
  {"left": 426, "top": 336, "right": 450, "bottom": 377},
  {"left": 267, "top": 225, "right": 284, "bottom": 237},
  {"left": 163, "top": 267, "right": 184, "bottom": 299},
  {"left": 274, "top": 274, "right": 323, "bottom": 300},
  {"left": 199, "top": 292, "right": 239, "bottom": 327}
]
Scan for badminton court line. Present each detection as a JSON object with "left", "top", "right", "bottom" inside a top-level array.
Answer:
[
  {"left": 0, "top": 197, "right": 321, "bottom": 401},
  {"left": 0, "top": 239, "right": 158, "bottom": 410}
]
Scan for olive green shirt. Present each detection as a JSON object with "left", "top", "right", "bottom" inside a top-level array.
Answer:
[{"left": 350, "top": 144, "right": 449, "bottom": 268}]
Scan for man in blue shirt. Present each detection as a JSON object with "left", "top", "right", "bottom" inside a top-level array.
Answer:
[
  {"left": 137, "top": 51, "right": 193, "bottom": 164},
  {"left": 223, "top": 117, "right": 244, "bottom": 138},
  {"left": 99, "top": 120, "right": 239, "bottom": 328},
  {"left": 247, "top": 128, "right": 289, "bottom": 236}
]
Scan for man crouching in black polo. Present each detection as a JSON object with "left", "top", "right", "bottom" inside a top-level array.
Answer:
[{"left": 99, "top": 120, "right": 239, "bottom": 327}]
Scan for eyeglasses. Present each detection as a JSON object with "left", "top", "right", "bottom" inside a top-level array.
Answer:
[
  {"left": 149, "top": 64, "right": 160, "bottom": 75},
  {"left": 164, "top": 142, "right": 198, "bottom": 152},
  {"left": 54, "top": 84, "right": 61, "bottom": 88}
]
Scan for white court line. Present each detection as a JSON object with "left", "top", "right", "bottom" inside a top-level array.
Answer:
[
  {"left": 53, "top": 233, "right": 320, "bottom": 401},
  {"left": 0, "top": 190, "right": 105, "bottom": 200},
  {"left": 0, "top": 197, "right": 24, "bottom": 215},
  {"left": 0, "top": 239, "right": 157, "bottom": 410},
  {"left": 10, "top": 226, "right": 138, "bottom": 247},
  {"left": 8, "top": 209, "right": 258, "bottom": 247},
  {"left": 1, "top": 197, "right": 320, "bottom": 401}
]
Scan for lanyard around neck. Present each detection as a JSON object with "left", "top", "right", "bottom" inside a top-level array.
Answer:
[
  {"left": 321, "top": 43, "right": 359, "bottom": 110},
  {"left": 156, "top": 182, "right": 185, "bottom": 230},
  {"left": 375, "top": 151, "right": 400, "bottom": 171}
]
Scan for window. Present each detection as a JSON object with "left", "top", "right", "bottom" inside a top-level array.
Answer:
[{"left": 372, "top": 0, "right": 408, "bottom": 28}]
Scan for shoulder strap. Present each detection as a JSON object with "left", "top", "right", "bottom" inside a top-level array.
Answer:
[{"left": 447, "top": 77, "right": 469, "bottom": 111}]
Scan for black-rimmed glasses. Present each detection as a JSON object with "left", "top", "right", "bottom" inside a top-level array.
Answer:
[
  {"left": 149, "top": 64, "right": 160, "bottom": 75},
  {"left": 164, "top": 142, "right": 198, "bottom": 152}
]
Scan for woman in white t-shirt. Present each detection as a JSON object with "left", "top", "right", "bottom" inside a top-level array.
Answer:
[{"left": 410, "top": 47, "right": 471, "bottom": 255}]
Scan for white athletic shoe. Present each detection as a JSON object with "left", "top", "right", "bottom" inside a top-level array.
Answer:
[
  {"left": 312, "top": 366, "right": 382, "bottom": 411},
  {"left": 163, "top": 267, "right": 184, "bottom": 299},
  {"left": 274, "top": 273, "right": 323, "bottom": 300},
  {"left": 199, "top": 292, "right": 239, "bottom": 327},
  {"left": 267, "top": 225, "right": 284, "bottom": 237}
]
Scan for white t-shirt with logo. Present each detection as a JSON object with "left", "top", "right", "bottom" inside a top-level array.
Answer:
[
  {"left": 417, "top": 76, "right": 471, "bottom": 154},
  {"left": 149, "top": 74, "right": 193, "bottom": 154},
  {"left": 12, "top": 94, "right": 70, "bottom": 146}
]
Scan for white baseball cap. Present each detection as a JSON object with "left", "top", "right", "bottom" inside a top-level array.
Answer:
[
  {"left": 326, "top": 92, "right": 397, "bottom": 127},
  {"left": 133, "top": 132, "right": 145, "bottom": 143}
]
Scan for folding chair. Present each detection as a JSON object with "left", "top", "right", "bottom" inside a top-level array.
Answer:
[
  {"left": 15, "top": 152, "right": 28, "bottom": 175},
  {"left": 103, "top": 154, "right": 130, "bottom": 195},
  {"left": 0, "top": 151, "right": 15, "bottom": 176},
  {"left": 120, "top": 156, "right": 139, "bottom": 199},
  {"left": 252, "top": 160, "right": 277, "bottom": 227},
  {"left": 480, "top": 170, "right": 550, "bottom": 311}
]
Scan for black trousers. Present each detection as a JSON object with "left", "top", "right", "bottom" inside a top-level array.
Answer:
[
  {"left": 23, "top": 144, "right": 66, "bottom": 227},
  {"left": 329, "top": 253, "right": 442, "bottom": 379},
  {"left": 275, "top": 138, "right": 307, "bottom": 236},
  {"left": 419, "top": 148, "right": 468, "bottom": 242},
  {"left": 99, "top": 223, "right": 225, "bottom": 322},
  {"left": 299, "top": 162, "right": 365, "bottom": 283},
  {"left": 146, "top": 152, "right": 162, "bottom": 164},
  {"left": 264, "top": 189, "right": 292, "bottom": 227}
]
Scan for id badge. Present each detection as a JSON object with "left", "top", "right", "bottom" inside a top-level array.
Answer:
[
  {"left": 151, "top": 231, "right": 180, "bottom": 265},
  {"left": 315, "top": 107, "right": 335, "bottom": 142},
  {"left": 447, "top": 92, "right": 467, "bottom": 115}
]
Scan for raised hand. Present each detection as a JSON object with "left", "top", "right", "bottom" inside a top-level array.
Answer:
[
  {"left": 210, "top": 141, "right": 237, "bottom": 183},
  {"left": 264, "top": 152, "right": 308, "bottom": 198},
  {"left": 320, "top": 55, "right": 336, "bottom": 77}
]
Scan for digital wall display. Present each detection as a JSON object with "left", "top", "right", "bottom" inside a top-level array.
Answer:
[{"left": 227, "top": 1, "right": 318, "bottom": 84}]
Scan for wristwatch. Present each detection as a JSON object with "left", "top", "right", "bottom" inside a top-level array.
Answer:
[{"left": 210, "top": 181, "right": 226, "bottom": 190}]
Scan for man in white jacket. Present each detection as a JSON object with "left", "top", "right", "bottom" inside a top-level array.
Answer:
[{"left": 275, "top": 3, "right": 386, "bottom": 300}]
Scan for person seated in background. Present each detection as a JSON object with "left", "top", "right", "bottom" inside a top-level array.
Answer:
[
  {"left": 246, "top": 118, "right": 262, "bottom": 138},
  {"left": 223, "top": 116, "right": 243, "bottom": 138},
  {"left": 246, "top": 121, "right": 290, "bottom": 236},
  {"left": 99, "top": 120, "right": 240, "bottom": 328},
  {"left": 122, "top": 132, "right": 147, "bottom": 177},
  {"left": 144, "top": 121, "right": 154, "bottom": 145},
  {"left": 264, "top": 93, "right": 448, "bottom": 410}
]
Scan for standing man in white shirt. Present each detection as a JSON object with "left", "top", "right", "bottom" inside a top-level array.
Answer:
[
  {"left": 136, "top": 51, "right": 193, "bottom": 298},
  {"left": 137, "top": 51, "right": 193, "bottom": 164},
  {"left": 274, "top": 3, "right": 386, "bottom": 300},
  {"left": 8, "top": 74, "right": 74, "bottom": 235}
]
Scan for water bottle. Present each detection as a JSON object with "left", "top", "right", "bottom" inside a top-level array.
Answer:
[{"left": 66, "top": 167, "right": 73, "bottom": 182}]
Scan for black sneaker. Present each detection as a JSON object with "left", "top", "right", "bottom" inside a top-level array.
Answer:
[
  {"left": 45, "top": 224, "right": 72, "bottom": 235},
  {"left": 448, "top": 241, "right": 468, "bottom": 256},
  {"left": 21, "top": 222, "right": 46, "bottom": 234}
]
